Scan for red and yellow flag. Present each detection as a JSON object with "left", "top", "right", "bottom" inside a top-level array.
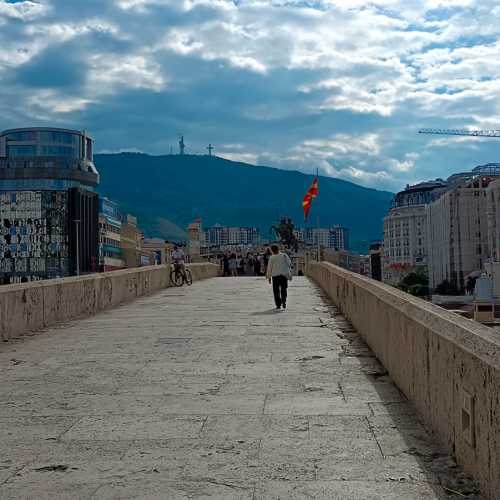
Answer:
[{"left": 302, "top": 177, "right": 319, "bottom": 220}]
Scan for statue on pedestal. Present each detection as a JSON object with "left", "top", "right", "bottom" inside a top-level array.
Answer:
[{"left": 271, "top": 217, "right": 299, "bottom": 253}]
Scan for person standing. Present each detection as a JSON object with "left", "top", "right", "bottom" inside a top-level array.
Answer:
[
  {"left": 237, "top": 255, "right": 245, "bottom": 276},
  {"left": 229, "top": 253, "right": 238, "bottom": 277},
  {"left": 263, "top": 247, "right": 272, "bottom": 275},
  {"left": 245, "top": 253, "right": 253, "bottom": 276},
  {"left": 266, "top": 245, "right": 292, "bottom": 309},
  {"left": 222, "top": 254, "right": 229, "bottom": 277},
  {"left": 253, "top": 254, "right": 261, "bottom": 276}
]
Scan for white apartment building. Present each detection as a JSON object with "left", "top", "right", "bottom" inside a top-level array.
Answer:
[
  {"left": 204, "top": 224, "right": 260, "bottom": 247},
  {"left": 487, "top": 177, "right": 500, "bottom": 262},
  {"left": 298, "top": 226, "right": 350, "bottom": 250},
  {"left": 383, "top": 181, "right": 446, "bottom": 285},
  {"left": 427, "top": 175, "right": 492, "bottom": 292}
]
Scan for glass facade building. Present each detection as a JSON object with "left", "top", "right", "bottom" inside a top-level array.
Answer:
[
  {"left": 0, "top": 128, "right": 100, "bottom": 283},
  {"left": 0, "top": 127, "right": 99, "bottom": 191}
]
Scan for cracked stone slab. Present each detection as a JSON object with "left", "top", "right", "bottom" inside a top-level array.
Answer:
[
  {"left": 63, "top": 415, "right": 205, "bottom": 441},
  {"left": 264, "top": 393, "right": 369, "bottom": 415},
  {"left": 92, "top": 477, "right": 255, "bottom": 499},
  {"left": 157, "top": 394, "right": 266, "bottom": 415},
  {"left": 201, "top": 415, "right": 310, "bottom": 440},
  {"left": 254, "top": 480, "right": 456, "bottom": 499}
]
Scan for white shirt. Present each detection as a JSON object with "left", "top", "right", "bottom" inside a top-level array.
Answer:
[{"left": 266, "top": 252, "right": 292, "bottom": 278}]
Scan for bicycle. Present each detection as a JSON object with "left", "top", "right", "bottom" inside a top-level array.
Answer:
[{"left": 170, "top": 262, "right": 193, "bottom": 287}]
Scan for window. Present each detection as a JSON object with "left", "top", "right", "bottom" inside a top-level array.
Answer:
[
  {"left": 40, "top": 131, "right": 76, "bottom": 144},
  {"left": 6, "top": 131, "right": 37, "bottom": 141},
  {"left": 41, "top": 145, "right": 76, "bottom": 157},
  {"left": 8, "top": 145, "right": 36, "bottom": 157}
]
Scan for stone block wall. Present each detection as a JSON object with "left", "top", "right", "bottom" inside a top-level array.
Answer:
[
  {"left": 0, "top": 264, "right": 219, "bottom": 342},
  {"left": 307, "top": 262, "right": 500, "bottom": 500}
]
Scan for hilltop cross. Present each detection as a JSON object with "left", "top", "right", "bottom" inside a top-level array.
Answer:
[{"left": 207, "top": 144, "right": 214, "bottom": 157}]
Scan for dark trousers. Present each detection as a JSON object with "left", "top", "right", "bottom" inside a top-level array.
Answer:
[{"left": 272, "top": 275, "right": 288, "bottom": 307}]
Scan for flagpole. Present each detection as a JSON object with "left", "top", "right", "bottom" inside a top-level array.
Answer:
[
  {"left": 316, "top": 168, "right": 320, "bottom": 262},
  {"left": 317, "top": 214, "right": 320, "bottom": 262}
]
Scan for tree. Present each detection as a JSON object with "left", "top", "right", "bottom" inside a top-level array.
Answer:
[{"left": 398, "top": 268, "right": 429, "bottom": 297}]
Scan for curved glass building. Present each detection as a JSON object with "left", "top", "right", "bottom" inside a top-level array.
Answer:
[
  {"left": 0, "top": 127, "right": 100, "bottom": 283},
  {"left": 0, "top": 127, "right": 99, "bottom": 191}
]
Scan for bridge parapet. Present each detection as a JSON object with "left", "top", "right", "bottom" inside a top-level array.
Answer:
[
  {"left": 0, "top": 264, "right": 219, "bottom": 342},
  {"left": 307, "top": 262, "right": 500, "bottom": 500}
]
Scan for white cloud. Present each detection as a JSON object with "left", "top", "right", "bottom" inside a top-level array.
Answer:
[
  {"left": 218, "top": 151, "right": 259, "bottom": 164},
  {"left": 296, "top": 133, "right": 382, "bottom": 158},
  {"left": 88, "top": 54, "right": 166, "bottom": 93},
  {"left": 28, "top": 89, "right": 95, "bottom": 113},
  {"left": 0, "top": 0, "right": 48, "bottom": 21},
  {"left": 2, "top": 0, "right": 500, "bottom": 191}
]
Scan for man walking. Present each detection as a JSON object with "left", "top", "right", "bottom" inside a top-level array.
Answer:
[{"left": 266, "top": 244, "right": 292, "bottom": 309}]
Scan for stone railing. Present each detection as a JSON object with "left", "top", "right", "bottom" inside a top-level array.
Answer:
[
  {"left": 307, "top": 262, "right": 500, "bottom": 500},
  {"left": 0, "top": 263, "right": 219, "bottom": 342}
]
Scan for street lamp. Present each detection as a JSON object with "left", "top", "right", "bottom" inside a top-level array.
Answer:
[{"left": 74, "top": 219, "right": 80, "bottom": 276}]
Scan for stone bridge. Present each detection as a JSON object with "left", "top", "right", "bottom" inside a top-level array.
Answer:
[{"left": 0, "top": 264, "right": 497, "bottom": 499}]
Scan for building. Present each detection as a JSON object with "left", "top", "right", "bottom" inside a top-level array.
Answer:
[
  {"left": 305, "top": 228, "right": 330, "bottom": 248},
  {"left": 143, "top": 238, "right": 170, "bottom": 265},
  {"left": 369, "top": 241, "right": 382, "bottom": 281},
  {"left": 188, "top": 219, "right": 203, "bottom": 261},
  {"left": 0, "top": 127, "right": 99, "bottom": 283},
  {"left": 120, "top": 214, "right": 142, "bottom": 268},
  {"left": 99, "top": 198, "right": 125, "bottom": 272},
  {"left": 204, "top": 224, "right": 260, "bottom": 248},
  {"left": 486, "top": 176, "right": 500, "bottom": 263},
  {"left": 297, "top": 226, "right": 350, "bottom": 250},
  {"left": 329, "top": 226, "right": 349, "bottom": 250},
  {"left": 427, "top": 173, "right": 494, "bottom": 293},
  {"left": 323, "top": 248, "right": 370, "bottom": 276},
  {"left": 383, "top": 180, "right": 446, "bottom": 285}
]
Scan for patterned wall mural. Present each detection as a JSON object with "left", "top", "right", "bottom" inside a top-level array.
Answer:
[{"left": 0, "top": 191, "right": 69, "bottom": 283}]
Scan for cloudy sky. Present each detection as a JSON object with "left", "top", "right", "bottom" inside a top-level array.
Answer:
[{"left": 1, "top": 0, "right": 500, "bottom": 192}]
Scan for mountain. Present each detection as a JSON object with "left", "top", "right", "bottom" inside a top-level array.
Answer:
[{"left": 94, "top": 153, "right": 394, "bottom": 252}]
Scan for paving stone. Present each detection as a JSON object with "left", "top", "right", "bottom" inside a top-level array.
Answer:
[
  {"left": 308, "top": 415, "right": 372, "bottom": 439},
  {"left": 63, "top": 415, "right": 205, "bottom": 441},
  {"left": 93, "top": 477, "right": 255, "bottom": 499},
  {"left": 264, "top": 393, "right": 369, "bottom": 415},
  {"left": 0, "top": 415, "right": 77, "bottom": 442},
  {"left": 255, "top": 480, "right": 452, "bottom": 499},
  {"left": 0, "top": 277, "right": 483, "bottom": 499},
  {"left": 201, "top": 415, "right": 310, "bottom": 440}
]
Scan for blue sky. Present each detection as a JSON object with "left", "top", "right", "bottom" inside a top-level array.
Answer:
[{"left": 1, "top": 0, "right": 500, "bottom": 192}]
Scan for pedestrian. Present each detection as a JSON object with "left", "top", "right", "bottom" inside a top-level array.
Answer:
[
  {"left": 266, "top": 244, "right": 292, "bottom": 310},
  {"left": 237, "top": 255, "right": 245, "bottom": 276},
  {"left": 222, "top": 253, "right": 229, "bottom": 277},
  {"left": 253, "top": 254, "right": 261, "bottom": 276},
  {"left": 263, "top": 247, "right": 272, "bottom": 275},
  {"left": 245, "top": 253, "right": 254, "bottom": 276},
  {"left": 257, "top": 254, "right": 264, "bottom": 276},
  {"left": 229, "top": 253, "right": 238, "bottom": 277}
]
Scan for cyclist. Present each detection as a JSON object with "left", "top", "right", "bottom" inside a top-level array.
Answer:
[{"left": 171, "top": 245, "right": 186, "bottom": 279}]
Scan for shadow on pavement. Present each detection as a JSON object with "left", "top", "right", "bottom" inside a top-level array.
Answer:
[{"left": 251, "top": 309, "right": 280, "bottom": 315}]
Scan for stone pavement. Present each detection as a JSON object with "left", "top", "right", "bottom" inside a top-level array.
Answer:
[{"left": 0, "top": 277, "right": 483, "bottom": 499}]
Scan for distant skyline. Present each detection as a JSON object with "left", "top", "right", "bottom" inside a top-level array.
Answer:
[{"left": 1, "top": 0, "right": 500, "bottom": 192}]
